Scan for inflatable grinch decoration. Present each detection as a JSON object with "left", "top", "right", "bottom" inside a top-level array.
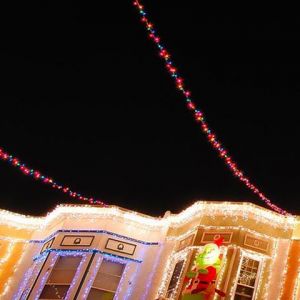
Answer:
[{"left": 181, "top": 237, "right": 226, "bottom": 300}]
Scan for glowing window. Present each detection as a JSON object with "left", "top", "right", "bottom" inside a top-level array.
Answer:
[{"left": 234, "top": 256, "right": 260, "bottom": 300}]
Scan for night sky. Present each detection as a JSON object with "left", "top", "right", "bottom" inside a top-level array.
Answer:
[{"left": 1, "top": 1, "right": 300, "bottom": 216}]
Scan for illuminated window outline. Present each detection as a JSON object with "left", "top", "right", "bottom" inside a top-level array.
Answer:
[
  {"left": 86, "top": 257, "right": 125, "bottom": 300},
  {"left": 233, "top": 254, "right": 262, "bottom": 300}
]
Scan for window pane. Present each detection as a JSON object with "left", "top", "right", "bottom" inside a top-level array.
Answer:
[
  {"left": 234, "top": 257, "right": 260, "bottom": 300},
  {"left": 39, "top": 284, "right": 69, "bottom": 299},
  {"left": 98, "top": 259, "right": 125, "bottom": 276},
  {"left": 166, "top": 260, "right": 184, "bottom": 297},
  {"left": 40, "top": 255, "right": 82, "bottom": 299},
  {"left": 93, "top": 272, "right": 122, "bottom": 291},
  {"left": 87, "top": 258, "right": 125, "bottom": 299},
  {"left": 235, "top": 285, "right": 254, "bottom": 297},
  {"left": 53, "top": 256, "right": 81, "bottom": 270},
  {"left": 47, "top": 256, "right": 81, "bottom": 284},
  {"left": 87, "top": 288, "right": 115, "bottom": 300}
]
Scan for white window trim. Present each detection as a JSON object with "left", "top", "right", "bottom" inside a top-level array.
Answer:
[
  {"left": 232, "top": 251, "right": 263, "bottom": 300},
  {"left": 164, "top": 248, "right": 193, "bottom": 300},
  {"left": 85, "top": 254, "right": 127, "bottom": 300},
  {"left": 38, "top": 253, "right": 85, "bottom": 300}
]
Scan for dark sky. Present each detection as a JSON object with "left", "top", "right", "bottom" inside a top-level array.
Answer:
[{"left": 0, "top": 1, "right": 299, "bottom": 216}]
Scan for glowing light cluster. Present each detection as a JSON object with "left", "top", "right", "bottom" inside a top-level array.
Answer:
[
  {"left": 132, "top": 0, "right": 289, "bottom": 215},
  {"left": 228, "top": 248, "right": 266, "bottom": 299},
  {"left": 262, "top": 240, "right": 278, "bottom": 300},
  {"left": 82, "top": 255, "right": 102, "bottom": 299},
  {"left": 0, "top": 243, "right": 28, "bottom": 299},
  {"left": 141, "top": 244, "right": 163, "bottom": 300},
  {"left": 13, "top": 253, "right": 48, "bottom": 300},
  {"left": 214, "top": 247, "right": 228, "bottom": 300},
  {"left": 253, "top": 258, "right": 266, "bottom": 300},
  {"left": 65, "top": 253, "right": 89, "bottom": 299},
  {"left": 122, "top": 245, "right": 148, "bottom": 300},
  {"left": 278, "top": 242, "right": 292, "bottom": 299},
  {"left": 0, "top": 241, "right": 15, "bottom": 268},
  {"left": 33, "top": 248, "right": 142, "bottom": 264},
  {"left": 34, "top": 253, "right": 59, "bottom": 299},
  {"left": 0, "top": 202, "right": 294, "bottom": 233},
  {"left": 293, "top": 263, "right": 300, "bottom": 300},
  {"left": 0, "top": 147, "right": 105, "bottom": 206},
  {"left": 157, "top": 243, "right": 277, "bottom": 300},
  {"left": 156, "top": 246, "right": 192, "bottom": 298},
  {"left": 80, "top": 253, "right": 134, "bottom": 300}
]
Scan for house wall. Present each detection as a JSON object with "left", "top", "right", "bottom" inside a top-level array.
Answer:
[{"left": 0, "top": 202, "right": 299, "bottom": 300}]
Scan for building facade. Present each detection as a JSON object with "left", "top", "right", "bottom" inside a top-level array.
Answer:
[{"left": 0, "top": 201, "right": 300, "bottom": 300}]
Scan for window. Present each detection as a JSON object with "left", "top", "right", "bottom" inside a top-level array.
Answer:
[
  {"left": 39, "top": 255, "right": 82, "bottom": 299},
  {"left": 166, "top": 260, "right": 185, "bottom": 298},
  {"left": 234, "top": 256, "right": 260, "bottom": 300},
  {"left": 87, "top": 258, "right": 125, "bottom": 300}
]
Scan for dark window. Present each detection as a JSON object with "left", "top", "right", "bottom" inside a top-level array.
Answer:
[{"left": 166, "top": 260, "right": 185, "bottom": 298}]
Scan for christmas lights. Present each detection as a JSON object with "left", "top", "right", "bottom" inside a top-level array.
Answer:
[
  {"left": 123, "top": 246, "right": 148, "bottom": 300},
  {"left": 132, "top": 0, "right": 289, "bottom": 215},
  {"left": 0, "top": 241, "right": 15, "bottom": 268},
  {"left": 113, "top": 261, "right": 129, "bottom": 300},
  {"left": 167, "top": 224, "right": 287, "bottom": 243},
  {"left": 293, "top": 264, "right": 300, "bottom": 300},
  {"left": 13, "top": 263, "right": 35, "bottom": 299},
  {"left": 0, "top": 202, "right": 294, "bottom": 233},
  {"left": 254, "top": 258, "right": 266, "bottom": 300},
  {"left": 157, "top": 247, "right": 192, "bottom": 298},
  {"left": 0, "top": 243, "right": 28, "bottom": 299},
  {"left": 123, "top": 265, "right": 140, "bottom": 300},
  {"left": 0, "top": 147, "right": 105, "bottom": 206},
  {"left": 13, "top": 252, "right": 48, "bottom": 300},
  {"left": 81, "top": 253, "right": 132, "bottom": 300},
  {"left": 229, "top": 248, "right": 266, "bottom": 299},
  {"left": 141, "top": 244, "right": 163, "bottom": 300},
  {"left": 81, "top": 255, "right": 103, "bottom": 299},
  {"left": 0, "top": 0, "right": 292, "bottom": 216},
  {"left": 257, "top": 238, "right": 278, "bottom": 299},
  {"left": 33, "top": 253, "right": 59, "bottom": 300},
  {"left": 64, "top": 253, "right": 88, "bottom": 300},
  {"left": 278, "top": 241, "right": 291, "bottom": 299},
  {"left": 33, "top": 248, "right": 143, "bottom": 264},
  {"left": 213, "top": 246, "right": 228, "bottom": 300}
]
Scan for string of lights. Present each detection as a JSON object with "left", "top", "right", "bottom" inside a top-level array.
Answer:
[
  {"left": 0, "top": 1, "right": 290, "bottom": 215},
  {"left": 0, "top": 147, "right": 106, "bottom": 206},
  {"left": 132, "top": 0, "right": 289, "bottom": 216}
]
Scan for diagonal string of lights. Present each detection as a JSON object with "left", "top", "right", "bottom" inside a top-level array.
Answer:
[
  {"left": 0, "top": 148, "right": 106, "bottom": 206},
  {"left": 132, "top": 0, "right": 289, "bottom": 215},
  {"left": 0, "top": 2, "right": 289, "bottom": 215}
]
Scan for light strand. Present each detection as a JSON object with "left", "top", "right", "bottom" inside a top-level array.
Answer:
[
  {"left": 132, "top": 1, "right": 289, "bottom": 216},
  {"left": 33, "top": 248, "right": 143, "bottom": 264},
  {"left": 0, "top": 147, "right": 106, "bottom": 206}
]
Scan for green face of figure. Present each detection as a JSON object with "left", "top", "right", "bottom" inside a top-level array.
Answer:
[{"left": 196, "top": 243, "right": 220, "bottom": 268}]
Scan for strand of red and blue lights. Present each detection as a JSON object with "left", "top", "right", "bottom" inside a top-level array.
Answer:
[
  {"left": 132, "top": 0, "right": 289, "bottom": 215},
  {"left": 0, "top": 2, "right": 289, "bottom": 215},
  {"left": 0, "top": 147, "right": 106, "bottom": 206}
]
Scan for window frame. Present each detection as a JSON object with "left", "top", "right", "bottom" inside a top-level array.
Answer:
[
  {"left": 165, "top": 260, "right": 185, "bottom": 298},
  {"left": 86, "top": 256, "right": 126, "bottom": 300},
  {"left": 38, "top": 253, "right": 85, "bottom": 300},
  {"left": 233, "top": 253, "right": 262, "bottom": 300},
  {"left": 162, "top": 248, "right": 193, "bottom": 300}
]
